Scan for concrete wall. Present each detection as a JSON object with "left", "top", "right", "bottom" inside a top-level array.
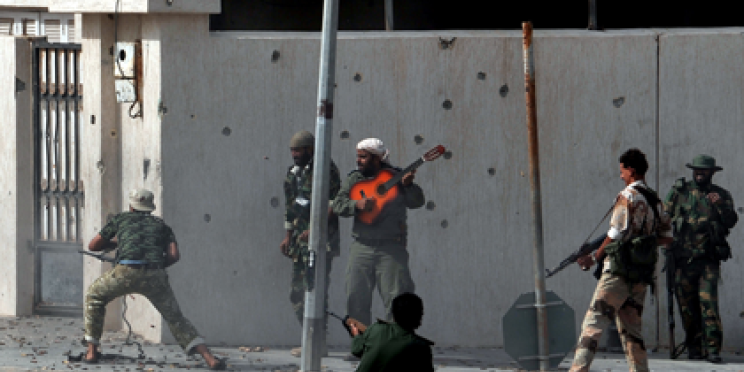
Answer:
[
  {"left": 148, "top": 25, "right": 684, "bottom": 348},
  {"left": 80, "top": 13, "right": 124, "bottom": 330},
  {"left": 0, "top": 36, "right": 34, "bottom": 316}
]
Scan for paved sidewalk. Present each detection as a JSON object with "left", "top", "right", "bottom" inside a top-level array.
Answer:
[{"left": 2, "top": 316, "right": 744, "bottom": 371}]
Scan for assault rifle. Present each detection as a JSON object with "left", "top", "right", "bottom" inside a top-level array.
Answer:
[
  {"left": 546, "top": 234, "right": 606, "bottom": 279},
  {"left": 77, "top": 250, "right": 116, "bottom": 263},
  {"left": 327, "top": 310, "right": 367, "bottom": 337},
  {"left": 665, "top": 243, "right": 686, "bottom": 359}
]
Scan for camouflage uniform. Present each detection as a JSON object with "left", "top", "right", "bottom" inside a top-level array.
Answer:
[
  {"left": 664, "top": 171, "right": 737, "bottom": 356},
  {"left": 333, "top": 165, "right": 425, "bottom": 325},
  {"left": 84, "top": 211, "right": 205, "bottom": 353},
  {"left": 571, "top": 181, "right": 672, "bottom": 372},
  {"left": 284, "top": 159, "right": 341, "bottom": 325}
]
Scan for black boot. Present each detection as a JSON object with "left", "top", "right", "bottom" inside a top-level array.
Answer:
[
  {"left": 688, "top": 349, "right": 705, "bottom": 360},
  {"left": 706, "top": 353, "right": 722, "bottom": 364}
]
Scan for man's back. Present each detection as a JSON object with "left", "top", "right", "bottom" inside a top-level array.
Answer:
[
  {"left": 351, "top": 322, "right": 433, "bottom": 372},
  {"left": 100, "top": 211, "right": 175, "bottom": 264}
]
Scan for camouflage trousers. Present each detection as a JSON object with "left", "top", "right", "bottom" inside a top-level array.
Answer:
[
  {"left": 674, "top": 259, "right": 722, "bottom": 355},
  {"left": 570, "top": 272, "right": 648, "bottom": 372},
  {"left": 85, "top": 265, "right": 204, "bottom": 353},
  {"left": 290, "top": 254, "right": 334, "bottom": 327}
]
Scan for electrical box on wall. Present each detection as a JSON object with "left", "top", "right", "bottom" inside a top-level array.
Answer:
[{"left": 114, "top": 41, "right": 142, "bottom": 104}]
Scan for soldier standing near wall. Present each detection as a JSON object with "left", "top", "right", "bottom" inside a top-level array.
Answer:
[
  {"left": 333, "top": 138, "right": 425, "bottom": 361},
  {"left": 83, "top": 189, "right": 225, "bottom": 370},
  {"left": 663, "top": 155, "right": 738, "bottom": 363},
  {"left": 571, "top": 148, "right": 673, "bottom": 372},
  {"left": 280, "top": 130, "right": 341, "bottom": 357}
]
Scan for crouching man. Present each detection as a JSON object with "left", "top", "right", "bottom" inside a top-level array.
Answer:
[
  {"left": 82, "top": 189, "right": 225, "bottom": 370},
  {"left": 349, "top": 293, "right": 434, "bottom": 372}
]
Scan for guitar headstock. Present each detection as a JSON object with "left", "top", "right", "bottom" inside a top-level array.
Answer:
[{"left": 423, "top": 145, "right": 446, "bottom": 162}]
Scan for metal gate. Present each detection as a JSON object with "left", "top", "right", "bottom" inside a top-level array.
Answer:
[{"left": 32, "top": 41, "right": 84, "bottom": 315}]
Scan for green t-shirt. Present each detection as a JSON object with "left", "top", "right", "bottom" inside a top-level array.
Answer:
[{"left": 99, "top": 211, "right": 176, "bottom": 265}]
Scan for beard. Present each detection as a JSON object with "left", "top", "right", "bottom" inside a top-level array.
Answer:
[
  {"left": 695, "top": 173, "right": 712, "bottom": 186},
  {"left": 293, "top": 153, "right": 312, "bottom": 167},
  {"left": 359, "top": 163, "right": 379, "bottom": 177}
]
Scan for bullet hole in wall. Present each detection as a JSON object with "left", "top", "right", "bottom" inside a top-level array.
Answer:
[
  {"left": 204, "top": 214, "right": 211, "bottom": 223},
  {"left": 270, "top": 197, "right": 280, "bottom": 208},
  {"left": 271, "top": 50, "right": 281, "bottom": 63},
  {"left": 353, "top": 73, "right": 363, "bottom": 82},
  {"left": 488, "top": 168, "right": 495, "bottom": 176},
  {"left": 443, "top": 151, "right": 453, "bottom": 160},
  {"left": 613, "top": 97, "right": 625, "bottom": 108},
  {"left": 477, "top": 72, "right": 486, "bottom": 80},
  {"left": 91, "top": 115, "right": 96, "bottom": 125},
  {"left": 143, "top": 159, "right": 151, "bottom": 181},
  {"left": 414, "top": 135, "right": 424, "bottom": 145},
  {"left": 499, "top": 85, "right": 509, "bottom": 98},
  {"left": 441, "top": 220, "right": 449, "bottom": 228},
  {"left": 340, "top": 131, "right": 350, "bottom": 139},
  {"left": 110, "top": 130, "right": 117, "bottom": 138},
  {"left": 222, "top": 127, "right": 232, "bottom": 136},
  {"left": 426, "top": 201, "right": 436, "bottom": 211},
  {"left": 442, "top": 99, "right": 453, "bottom": 110}
]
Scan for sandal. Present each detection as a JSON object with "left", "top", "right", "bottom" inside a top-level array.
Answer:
[
  {"left": 82, "top": 350, "right": 101, "bottom": 364},
  {"left": 209, "top": 358, "right": 227, "bottom": 370}
]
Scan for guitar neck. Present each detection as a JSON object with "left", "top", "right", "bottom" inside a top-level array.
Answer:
[{"left": 382, "top": 158, "right": 424, "bottom": 191}]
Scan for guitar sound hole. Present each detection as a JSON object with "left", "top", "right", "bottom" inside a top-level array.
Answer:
[{"left": 376, "top": 185, "right": 387, "bottom": 196}]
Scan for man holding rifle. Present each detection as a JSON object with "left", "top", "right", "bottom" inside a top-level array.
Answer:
[
  {"left": 335, "top": 292, "right": 434, "bottom": 372},
  {"left": 663, "top": 155, "right": 738, "bottom": 363},
  {"left": 83, "top": 189, "right": 225, "bottom": 370},
  {"left": 570, "top": 149, "right": 673, "bottom": 372}
]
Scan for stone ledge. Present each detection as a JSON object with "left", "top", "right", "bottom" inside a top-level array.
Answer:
[{"left": 0, "top": 0, "right": 221, "bottom": 14}]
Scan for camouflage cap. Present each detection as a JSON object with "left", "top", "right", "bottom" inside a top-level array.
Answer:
[
  {"left": 290, "top": 131, "right": 315, "bottom": 148},
  {"left": 686, "top": 154, "right": 723, "bottom": 171},
  {"left": 129, "top": 188, "right": 156, "bottom": 212}
]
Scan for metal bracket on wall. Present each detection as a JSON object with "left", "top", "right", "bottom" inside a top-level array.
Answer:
[
  {"left": 114, "top": 40, "right": 143, "bottom": 107},
  {"left": 16, "top": 77, "right": 26, "bottom": 93}
]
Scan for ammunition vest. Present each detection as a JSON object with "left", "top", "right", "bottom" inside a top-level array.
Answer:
[{"left": 605, "top": 186, "right": 661, "bottom": 288}]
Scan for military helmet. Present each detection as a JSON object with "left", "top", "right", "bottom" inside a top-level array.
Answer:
[
  {"left": 290, "top": 131, "right": 315, "bottom": 148},
  {"left": 686, "top": 154, "right": 723, "bottom": 171}
]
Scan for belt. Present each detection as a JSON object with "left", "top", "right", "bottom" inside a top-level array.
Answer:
[
  {"left": 354, "top": 236, "right": 406, "bottom": 245},
  {"left": 118, "top": 260, "right": 164, "bottom": 270}
]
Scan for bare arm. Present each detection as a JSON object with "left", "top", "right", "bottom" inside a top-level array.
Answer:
[
  {"left": 164, "top": 242, "right": 180, "bottom": 268},
  {"left": 88, "top": 234, "right": 117, "bottom": 252}
]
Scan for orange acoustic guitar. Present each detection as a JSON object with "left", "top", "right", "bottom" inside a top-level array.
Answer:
[{"left": 350, "top": 145, "right": 446, "bottom": 224}]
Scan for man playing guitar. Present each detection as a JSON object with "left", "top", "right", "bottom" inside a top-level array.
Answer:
[{"left": 333, "top": 138, "right": 430, "bottom": 360}]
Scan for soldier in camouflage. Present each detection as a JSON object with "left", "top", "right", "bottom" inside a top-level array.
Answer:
[
  {"left": 664, "top": 155, "right": 738, "bottom": 363},
  {"left": 279, "top": 130, "right": 341, "bottom": 357},
  {"left": 83, "top": 189, "right": 225, "bottom": 370},
  {"left": 572, "top": 149, "right": 673, "bottom": 372}
]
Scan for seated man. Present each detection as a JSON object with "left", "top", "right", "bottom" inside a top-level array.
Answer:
[
  {"left": 82, "top": 189, "right": 225, "bottom": 370},
  {"left": 349, "top": 293, "right": 434, "bottom": 372}
]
